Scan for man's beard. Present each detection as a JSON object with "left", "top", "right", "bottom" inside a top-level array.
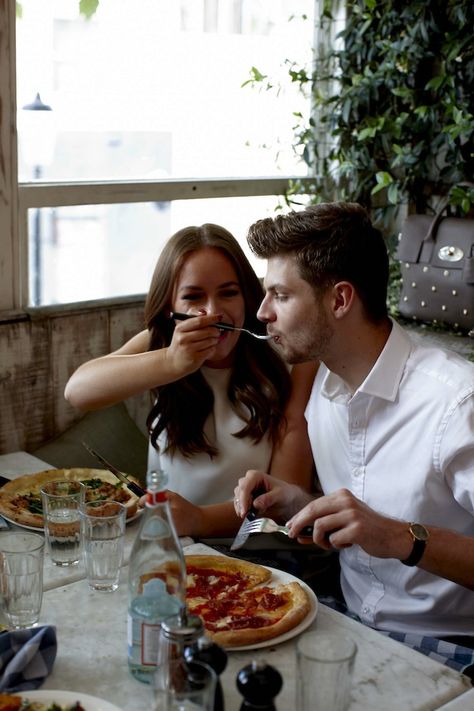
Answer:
[{"left": 277, "top": 307, "right": 333, "bottom": 365}]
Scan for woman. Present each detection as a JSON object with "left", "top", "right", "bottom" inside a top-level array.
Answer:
[{"left": 65, "top": 223, "right": 317, "bottom": 536}]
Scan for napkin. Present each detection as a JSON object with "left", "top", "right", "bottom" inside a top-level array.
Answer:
[{"left": 0, "top": 625, "right": 57, "bottom": 693}]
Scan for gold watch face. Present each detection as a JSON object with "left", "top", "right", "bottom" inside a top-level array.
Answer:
[{"left": 410, "top": 523, "right": 429, "bottom": 541}]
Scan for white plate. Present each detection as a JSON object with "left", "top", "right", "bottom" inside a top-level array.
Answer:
[
  {"left": 14, "top": 689, "right": 123, "bottom": 711},
  {"left": 1, "top": 507, "right": 143, "bottom": 532},
  {"left": 225, "top": 565, "right": 318, "bottom": 652}
]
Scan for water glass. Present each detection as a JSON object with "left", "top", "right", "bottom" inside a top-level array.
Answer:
[
  {"left": 0, "top": 531, "right": 44, "bottom": 628},
  {"left": 41, "top": 480, "right": 85, "bottom": 566},
  {"left": 80, "top": 499, "right": 126, "bottom": 591},
  {"left": 166, "top": 660, "right": 216, "bottom": 711},
  {"left": 153, "top": 660, "right": 216, "bottom": 711},
  {"left": 296, "top": 631, "right": 357, "bottom": 711}
]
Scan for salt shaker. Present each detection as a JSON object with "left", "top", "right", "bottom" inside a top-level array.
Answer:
[
  {"left": 154, "top": 608, "right": 204, "bottom": 706},
  {"left": 185, "top": 635, "right": 228, "bottom": 711},
  {"left": 236, "top": 659, "right": 283, "bottom": 711}
]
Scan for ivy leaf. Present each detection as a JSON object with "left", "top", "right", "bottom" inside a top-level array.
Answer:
[
  {"left": 79, "top": 0, "right": 99, "bottom": 20},
  {"left": 371, "top": 171, "right": 394, "bottom": 194}
]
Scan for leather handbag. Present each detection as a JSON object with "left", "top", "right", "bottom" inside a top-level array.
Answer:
[{"left": 396, "top": 212, "right": 474, "bottom": 331}]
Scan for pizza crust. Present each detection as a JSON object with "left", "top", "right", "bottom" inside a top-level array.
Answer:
[
  {"left": 0, "top": 468, "right": 139, "bottom": 528},
  {"left": 186, "top": 554, "right": 272, "bottom": 588}
]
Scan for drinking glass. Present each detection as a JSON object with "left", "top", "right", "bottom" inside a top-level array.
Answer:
[
  {"left": 80, "top": 499, "right": 126, "bottom": 591},
  {"left": 154, "top": 660, "right": 216, "bottom": 711},
  {"left": 40, "top": 480, "right": 85, "bottom": 565},
  {"left": 0, "top": 531, "right": 44, "bottom": 628},
  {"left": 296, "top": 631, "right": 357, "bottom": 711}
]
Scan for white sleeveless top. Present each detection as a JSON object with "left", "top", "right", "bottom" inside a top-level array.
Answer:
[{"left": 147, "top": 366, "right": 273, "bottom": 505}]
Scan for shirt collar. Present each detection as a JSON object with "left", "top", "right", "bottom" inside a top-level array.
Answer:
[{"left": 320, "top": 319, "right": 412, "bottom": 403}]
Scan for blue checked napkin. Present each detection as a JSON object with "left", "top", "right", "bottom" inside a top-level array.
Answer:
[{"left": 0, "top": 625, "right": 57, "bottom": 693}]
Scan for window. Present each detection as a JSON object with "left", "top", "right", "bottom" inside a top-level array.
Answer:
[{"left": 1, "top": 0, "right": 315, "bottom": 310}]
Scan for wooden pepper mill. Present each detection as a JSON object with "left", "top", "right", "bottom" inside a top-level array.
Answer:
[{"left": 236, "top": 659, "right": 283, "bottom": 710}]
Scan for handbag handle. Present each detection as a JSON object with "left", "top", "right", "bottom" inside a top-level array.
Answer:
[{"left": 419, "top": 198, "right": 451, "bottom": 262}]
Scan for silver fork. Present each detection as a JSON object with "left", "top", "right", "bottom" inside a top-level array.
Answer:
[
  {"left": 171, "top": 312, "right": 272, "bottom": 340},
  {"left": 239, "top": 517, "right": 314, "bottom": 537}
]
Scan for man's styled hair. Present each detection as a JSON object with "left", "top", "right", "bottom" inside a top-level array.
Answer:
[{"left": 247, "top": 202, "right": 389, "bottom": 322}]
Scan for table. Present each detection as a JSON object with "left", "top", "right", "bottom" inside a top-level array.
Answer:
[{"left": 1, "top": 452, "right": 473, "bottom": 710}]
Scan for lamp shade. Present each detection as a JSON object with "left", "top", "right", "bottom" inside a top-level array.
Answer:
[{"left": 19, "top": 93, "right": 56, "bottom": 169}]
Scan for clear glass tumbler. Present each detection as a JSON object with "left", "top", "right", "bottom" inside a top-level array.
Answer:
[
  {"left": 40, "top": 479, "right": 85, "bottom": 566},
  {"left": 80, "top": 499, "right": 126, "bottom": 591},
  {"left": 0, "top": 531, "right": 45, "bottom": 628},
  {"left": 296, "top": 631, "right": 357, "bottom": 711}
]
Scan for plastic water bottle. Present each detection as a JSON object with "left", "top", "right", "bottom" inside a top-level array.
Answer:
[{"left": 127, "top": 468, "right": 186, "bottom": 683}]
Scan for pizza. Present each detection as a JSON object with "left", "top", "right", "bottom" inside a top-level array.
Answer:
[
  {"left": 0, "top": 695, "right": 86, "bottom": 711},
  {"left": 185, "top": 554, "right": 312, "bottom": 648},
  {"left": 0, "top": 468, "right": 140, "bottom": 529}
]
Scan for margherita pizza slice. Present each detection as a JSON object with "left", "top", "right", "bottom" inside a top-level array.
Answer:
[
  {"left": 0, "top": 468, "right": 140, "bottom": 528},
  {"left": 185, "top": 554, "right": 312, "bottom": 648}
]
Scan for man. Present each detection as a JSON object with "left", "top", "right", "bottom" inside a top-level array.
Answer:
[{"left": 234, "top": 202, "right": 474, "bottom": 658}]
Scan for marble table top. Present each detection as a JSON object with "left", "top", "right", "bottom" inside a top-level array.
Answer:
[{"left": 0, "top": 451, "right": 472, "bottom": 710}]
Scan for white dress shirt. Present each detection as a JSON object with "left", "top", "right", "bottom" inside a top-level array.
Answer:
[
  {"left": 305, "top": 319, "right": 474, "bottom": 637},
  {"left": 147, "top": 366, "right": 272, "bottom": 505}
]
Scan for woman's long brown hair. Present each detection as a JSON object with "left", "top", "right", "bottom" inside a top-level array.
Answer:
[{"left": 144, "top": 223, "right": 291, "bottom": 458}]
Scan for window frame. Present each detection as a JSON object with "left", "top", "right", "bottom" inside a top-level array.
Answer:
[{"left": 0, "top": 0, "right": 311, "bottom": 317}]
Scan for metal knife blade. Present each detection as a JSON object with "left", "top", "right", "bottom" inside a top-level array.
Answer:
[
  {"left": 230, "top": 485, "right": 265, "bottom": 551},
  {"left": 82, "top": 442, "right": 146, "bottom": 498}
]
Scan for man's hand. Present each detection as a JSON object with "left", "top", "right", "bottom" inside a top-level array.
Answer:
[
  {"left": 286, "top": 488, "right": 408, "bottom": 558},
  {"left": 233, "top": 470, "right": 313, "bottom": 523}
]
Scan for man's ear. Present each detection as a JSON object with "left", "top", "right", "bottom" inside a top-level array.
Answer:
[{"left": 329, "top": 281, "right": 355, "bottom": 319}]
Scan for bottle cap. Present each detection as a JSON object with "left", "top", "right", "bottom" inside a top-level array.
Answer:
[
  {"left": 146, "top": 469, "right": 168, "bottom": 506},
  {"left": 161, "top": 611, "right": 204, "bottom": 645}
]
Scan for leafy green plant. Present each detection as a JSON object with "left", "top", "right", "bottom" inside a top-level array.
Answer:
[
  {"left": 245, "top": 0, "right": 473, "bottom": 332},
  {"left": 16, "top": 1, "right": 99, "bottom": 20}
]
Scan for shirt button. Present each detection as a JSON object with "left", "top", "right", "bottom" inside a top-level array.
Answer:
[{"left": 362, "top": 606, "right": 370, "bottom": 614}]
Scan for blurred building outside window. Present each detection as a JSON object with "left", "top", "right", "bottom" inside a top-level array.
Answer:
[{"left": 16, "top": 0, "right": 315, "bottom": 306}]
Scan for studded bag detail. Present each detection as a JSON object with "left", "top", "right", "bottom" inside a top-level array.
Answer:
[{"left": 396, "top": 212, "right": 474, "bottom": 331}]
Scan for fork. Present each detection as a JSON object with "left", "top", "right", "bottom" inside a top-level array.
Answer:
[
  {"left": 171, "top": 312, "right": 272, "bottom": 340},
  {"left": 239, "top": 517, "right": 314, "bottom": 538}
]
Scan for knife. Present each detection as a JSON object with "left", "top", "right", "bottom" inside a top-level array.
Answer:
[
  {"left": 82, "top": 442, "right": 146, "bottom": 498},
  {"left": 230, "top": 485, "right": 266, "bottom": 551}
]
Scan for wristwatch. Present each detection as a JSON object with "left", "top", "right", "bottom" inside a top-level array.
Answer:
[{"left": 400, "top": 523, "right": 429, "bottom": 567}]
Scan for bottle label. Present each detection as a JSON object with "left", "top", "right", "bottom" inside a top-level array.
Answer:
[
  {"left": 127, "top": 613, "right": 161, "bottom": 667},
  {"left": 141, "top": 621, "right": 161, "bottom": 665}
]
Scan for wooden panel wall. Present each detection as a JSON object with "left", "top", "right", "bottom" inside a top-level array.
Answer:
[{"left": 0, "top": 301, "right": 149, "bottom": 455}]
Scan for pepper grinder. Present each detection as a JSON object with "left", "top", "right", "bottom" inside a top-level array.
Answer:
[
  {"left": 185, "top": 635, "right": 228, "bottom": 711},
  {"left": 236, "top": 659, "right": 283, "bottom": 710}
]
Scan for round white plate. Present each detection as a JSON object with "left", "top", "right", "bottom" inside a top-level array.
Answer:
[
  {"left": 14, "top": 689, "right": 123, "bottom": 711},
  {"left": 1, "top": 507, "right": 143, "bottom": 532},
  {"left": 225, "top": 565, "right": 318, "bottom": 652}
]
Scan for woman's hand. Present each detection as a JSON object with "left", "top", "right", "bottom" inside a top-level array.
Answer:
[
  {"left": 165, "top": 313, "right": 222, "bottom": 376},
  {"left": 166, "top": 490, "right": 205, "bottom": 537}
]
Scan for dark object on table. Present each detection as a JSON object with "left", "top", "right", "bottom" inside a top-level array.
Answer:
[
  {"left": 185, "top": 637, "right": 228, "bottom": 711},
  {"left": 236, "top": 659, "right": 283, "bottom": 710}
]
